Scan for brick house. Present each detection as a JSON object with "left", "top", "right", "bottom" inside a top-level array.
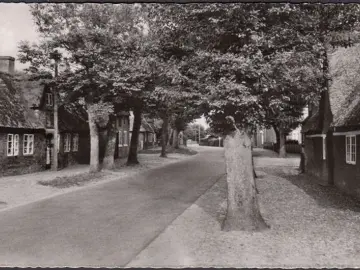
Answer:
[
  {"left": 0, "top": 56, "right": 130, "bottom": 176},
  {"left": 302, "top": 44, "right": 360, "bottom": 200},
  {"left": 0, "top": 61, "right": 46, "bottom": 176}
]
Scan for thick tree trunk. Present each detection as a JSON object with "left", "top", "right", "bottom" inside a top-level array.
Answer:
[
  {"left": 87, "top": 104, "right": 101, "bottom": 173},
  {"left": 103, "top": 115, "right": 117, "bottom": 170},
  {"left": 161, "top": 115, "right": 169, "bottom": 158},
  {"left": 168, "top": 128, "right": 174, "bottom": 147},
  {"left": 173, "top": 128, "right": 179, "bottom": 149},
  {"left": 127, "top": 105, "right": 142, "bottom": 165},
  {"left": 273, "top": 125, "right": 280, "bottom": 153},
  {"left": 222, "top": 128, "right": 269, "bottom": 232},
  {"left": 279, "top": 128, "right": 287, "bottom": 158}
]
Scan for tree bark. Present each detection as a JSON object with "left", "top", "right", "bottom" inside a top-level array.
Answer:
[
  {"left": 173, "top": 128, "right": 179, "bottom": 149},
  {"left": 103, "top": 114, "right": 117, "bottom": 170},
  {"left": 87, "top": 104, "right": 101, "bottom": 173},
  {"left": 278, "top": 128, "right": 287, "bottom": 158},
  {"left": 273, "top": 125, "right": 280, "bottom": 153},
  {"left": 222, "top": 128, "right": 268, "bottom": 231},
  {"left": 161, "top": 115, "right": 169, "bottom": 158},
  {"left": 168, "top": 128, "right": 174, "bottom": 147},
  {"left": 127, "top": 105, "right": 142, "bottom": 165}
]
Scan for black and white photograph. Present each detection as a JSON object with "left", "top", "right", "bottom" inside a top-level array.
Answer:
[{"left": 0, "top": 1, "right": 360, "bottom": 267}]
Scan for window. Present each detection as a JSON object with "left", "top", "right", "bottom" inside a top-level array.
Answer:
[
  {"left": 7, "top": 134, "right": 19, "bottom": 156},
  {"left": 64, "top": 133, "right": 71, "bottom": 152},
  {"left": 23, "top": 134, "right": 34, "bottom": 155},
  {"left": 123, "top": 131, "right": 128, "bottom": 146},
  {"left": 346, "top": 135, "right": 356, "bottom": 164},
  {"left": 322, "top": 137, "right": 326, "bottom": 160},
  {"left": 118, "top": 131, "right": 123, "bottom": 146},
  {"left": 72, "top": 133, "right": 79, "bottom": 152},
  {"left": 46, "top": 93, "right": 53, "bottom": 106}
]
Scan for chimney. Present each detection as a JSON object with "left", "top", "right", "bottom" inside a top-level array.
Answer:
[{"left": 0, "top": 56, "right": 15, "bottom": 74}]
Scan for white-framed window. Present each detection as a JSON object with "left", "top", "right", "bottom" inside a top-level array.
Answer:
[
  {"left": 322, "top": 137, "right": 326, "bottom": 160},
  {"left": 7, "top": 134, "right": 19, "bottom": 156},
  {"left": 72, "top": 133, "right": 79, "bottom": 152},
  {"left": 64, "top": 133, "right": 71, "bottom": 152},
  {"left": 118, "top": 131, "right": 123, "bottom": 146},
  {"left": 346, "top": 135, "right": 356, "bottom": 165},
  {"left": 23, "top": 134, "right": 34, "bottom": 155},
  {"left": 123, "top": 131, "right": 128, "bottom": 146},
  {"left": 46, "top": 93, "right": 53, "bottom": 106}
]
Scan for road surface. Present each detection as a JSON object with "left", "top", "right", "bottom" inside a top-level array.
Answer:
[{"left": 0, "top": 146, "right": 225, "bottom": 267}]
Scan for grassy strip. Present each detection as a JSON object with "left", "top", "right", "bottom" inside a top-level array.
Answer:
[
  {"left": 140, "top": 146, "right": 198, "bottom": 156},
  {"left": 38, "top": 172, "right": 107, "bottom": 188}
]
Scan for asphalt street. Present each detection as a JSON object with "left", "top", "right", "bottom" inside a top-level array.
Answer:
[{"left": 0, "top": 146, "right": 225, "bottom": 267}]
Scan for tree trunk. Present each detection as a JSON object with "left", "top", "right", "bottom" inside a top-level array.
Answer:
[
  {"left": 127, "top": 105, "right": 142, "bottom": 165},
  {"left": 222, "top": 128, "right": 268, "bottom": 231},
  {"left": 160, "top": 115, "right": 169, "bottom": 158},
  {"left": 87, "top": 104, "right": 101, "bottom": 173},
  {"left": 252, "top": 151, "right": 259, "bottom": 194},
  {"left": 173, "top": 128, "right": 179, "bottom": 149},
  {"left": 103, "top": 115, "right": 117, "bottom": 170},
  {"left": 273, "top": 125, "right": 280, "bottom": 153},
  {"left": 279, "top": 128, "right": 287, "bottom": 158},
  {"left": 168, "top": 128, "right": 174, "bottom": 147}
]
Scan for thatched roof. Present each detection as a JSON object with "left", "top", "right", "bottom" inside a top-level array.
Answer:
[
  {"left": 329, "top": 44, "right": 360, "bottom": 127},
  {"left": 0, "top": 72, "right": 44, "bottom": 129},
  {"left": 303, "top": 44, "right": 360, "bottom": 132}
]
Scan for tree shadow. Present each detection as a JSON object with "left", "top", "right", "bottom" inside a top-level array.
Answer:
[
  {"left": 195, "top": 177, "right": 228, "bottom": 227},
  {"left": 259, "top": 166, "right": 360, "bottom": 213}
]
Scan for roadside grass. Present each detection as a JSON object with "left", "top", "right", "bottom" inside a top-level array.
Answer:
[
  {"left": 38, "top": 172, "right": 107, "bottom": 188},
  {"left": 140, "top": 146, "right": 198, "bottom": 156}
]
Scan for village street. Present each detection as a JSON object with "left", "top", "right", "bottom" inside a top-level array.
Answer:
[
  {"left": 0, "top": 146, "right": 359, "bottom": 267},
  {"left": 0, "top": 146, "right": 225, "bottom": 267}
]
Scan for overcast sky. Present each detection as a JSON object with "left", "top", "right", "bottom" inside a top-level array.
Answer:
[{"left": 0, "top": 3, "right": 38, "bottom": 70}]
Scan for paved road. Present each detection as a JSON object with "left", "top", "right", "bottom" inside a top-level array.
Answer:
[{"left": 0, "top": 147, "right": 225, "bottom": 267}]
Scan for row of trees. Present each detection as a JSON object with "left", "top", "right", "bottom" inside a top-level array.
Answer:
[{"left": 19, "top": 3, "right": 360, "bottom": 231}]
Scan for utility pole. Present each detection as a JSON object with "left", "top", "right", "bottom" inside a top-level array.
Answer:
[{"left": 50, "top": 50, "right": 61, "bottom": 171}]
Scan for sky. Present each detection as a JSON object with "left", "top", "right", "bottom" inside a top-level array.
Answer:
[
  {"left": 0, "top": 3, "right": 38, "bottom": 70},
  {"left": 0, "top": 3, "right": 210, "bottom": 129}
]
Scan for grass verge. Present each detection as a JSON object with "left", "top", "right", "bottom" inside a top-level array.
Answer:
[
  {"left": 38, "top": 172, "right": 107, "bottom": 188},
  {"left": 140, "top": 146, "right": 198, "bottom": 156}
]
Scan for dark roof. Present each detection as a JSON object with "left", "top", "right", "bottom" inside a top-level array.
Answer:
[{"left": 0, "top": 72, "right": 43, "bottom": 129}]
